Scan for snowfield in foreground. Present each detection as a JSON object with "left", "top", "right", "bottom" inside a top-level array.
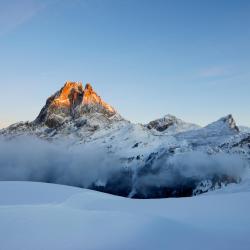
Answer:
[{"left": 0, "top": 181, "right": 250, "bottom": 250}]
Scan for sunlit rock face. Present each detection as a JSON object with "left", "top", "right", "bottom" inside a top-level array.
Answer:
[
  {"left": 52, "top": 81, "right": 83, "bottom": 108},
  {"left": 82, "top": 83, "right": 115, "bottom": 113},
  {"left": 35, "top": 81, "right": 116, "bottom": 128}
]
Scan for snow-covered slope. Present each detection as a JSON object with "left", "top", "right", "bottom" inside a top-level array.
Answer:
[
  {"left": 0, "top": 181, "right": 250, "bottom": 250},
  {"left": 239, "top": 126, "right": 250, "bottom": 133},
  {"left": 177, "top": 114, "right": 239, "bottom": 145}
]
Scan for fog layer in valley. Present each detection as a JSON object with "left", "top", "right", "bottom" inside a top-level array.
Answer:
[{"left": 0, "top": 136, "right": 247, "bottom": 198}]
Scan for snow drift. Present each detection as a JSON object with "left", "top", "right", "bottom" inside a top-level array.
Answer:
[{"left": 0, "top": 181, "right": 250, "bottom": 250}]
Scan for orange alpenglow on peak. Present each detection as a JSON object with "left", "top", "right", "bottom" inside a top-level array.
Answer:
[
  {"left": 35, "top": 81, "right": 116, "bottom": 127},
  {"left": 51, "top": 81, "right": 115, "bottom": 113},
  {"left": 81, "top": 83, "right": 114, "bottom": 112},
  {"left": 85, "top": 83, "right": 93, "bottom": 91},
  {"left": 52, "top": 81, "right": 84, "bottom": 108}
]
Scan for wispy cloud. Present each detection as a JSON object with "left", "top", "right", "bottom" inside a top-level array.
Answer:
[
  {"left": 0, "top": 0, "right": 54, "bottom": 37},
  {"left": 196, "top": 65, "right": 249, "bottom": 87},
  {"left": 198, "top": 66, "right": 229, "bottom": 78}
]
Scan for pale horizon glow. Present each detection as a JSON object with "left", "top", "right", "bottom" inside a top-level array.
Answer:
[{"left": 0, "top": 0, "right": 249, "bottom": 129}]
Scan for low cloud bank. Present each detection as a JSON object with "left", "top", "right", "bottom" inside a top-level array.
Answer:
[
  {"left": 138, "top": 151, "right": 247, "bottom": 186},
  {"left": 0, "top": 136, "right": 120, "bottom": 188},
  {"left": 0, "top": 136, "right": 248, "bottom": 198},
  {"left": 132, "top": 151, "right": 248, "bottom": 197}
]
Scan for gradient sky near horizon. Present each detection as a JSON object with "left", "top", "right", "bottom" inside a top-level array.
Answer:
[{"left": 0, "top": 0, "right": 249, "bottom": 128}]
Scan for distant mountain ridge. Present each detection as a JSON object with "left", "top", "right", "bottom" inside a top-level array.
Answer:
[
  {"left": 146, "top": 114, "right": 200, "bottom": 133},
  {"left": 0, "top": 81, "right": 249, "bottom": 198}
]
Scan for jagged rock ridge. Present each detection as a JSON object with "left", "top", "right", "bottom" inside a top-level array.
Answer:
[{"left": 35, "top": 81, "right": 116, "bottom": 128}]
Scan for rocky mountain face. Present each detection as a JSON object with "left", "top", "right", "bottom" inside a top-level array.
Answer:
[
  {"left": 0, "top": 82, "right": 124, "bottom": 139},
  {"left": 35, "top": 81, "right": 116, "bottom": 128},
  {"left": 0, "top": 81, "right": 249, "bottom": 198}
]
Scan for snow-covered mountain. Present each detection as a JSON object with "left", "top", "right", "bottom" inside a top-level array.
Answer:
[
  {"left": 0, "top": 81, "right": 249, "bottom": 198},
  {"left": 0, "top": 82, "right": 127, "bottom": 143},
  {"left": 146, "top": 114, "right": 200, "bottom": 134},
  {"left": 35, "top": 81, "right": 118, "bottom": 128}
]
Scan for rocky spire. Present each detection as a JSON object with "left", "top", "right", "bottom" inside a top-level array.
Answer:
[
  {"left": 82, "top": 83, "right": 115, "bottom": 113},
  {"left": 52, "top": 81, "right": 84, "bottom": 108},
  {"left": 35, "top": 81, "right": 116, "bottom": 128},
  {"left": 223, "top": 114, "right": 239, "bottom": 132}
]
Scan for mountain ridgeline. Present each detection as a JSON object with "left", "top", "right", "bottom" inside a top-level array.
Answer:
[{"left": 0, "top": 81, "right": 249, "bottom": 198}]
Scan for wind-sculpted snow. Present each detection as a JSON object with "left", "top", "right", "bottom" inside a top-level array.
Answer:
[
  {"left": 0, "top": 182, "right": 250, "bottom": 250},
  {"left": 0, "top": 135, "right": 248, "bottom": 198}
]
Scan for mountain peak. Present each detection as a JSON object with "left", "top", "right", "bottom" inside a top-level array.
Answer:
[
  {"left": 222, "top": 114, "right": 239, "bottom": 131},
  {"left": 204, "top": 114, "right": 239, "bottom": 133},
  {"left": 35, "top": 81, "right": 116, "bottom": 128},
  {"left": 53, "top": 81, "right": 83, "bottom": 108},
  {"left": 146, "top": 114, "right": 200, "bottom": 133},
  {"left": 84, "top": 83, "right": 93, "bottom": 91}
]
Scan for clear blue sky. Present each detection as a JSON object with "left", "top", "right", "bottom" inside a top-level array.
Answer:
[{"left": 0, "top": 0, "right": 249, "bottom": 128}]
